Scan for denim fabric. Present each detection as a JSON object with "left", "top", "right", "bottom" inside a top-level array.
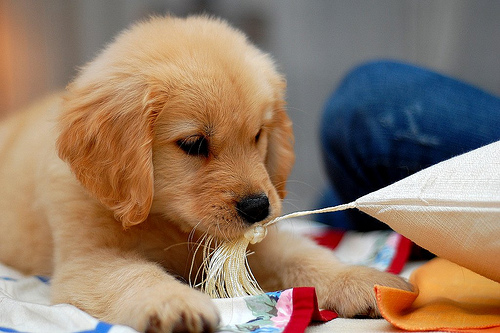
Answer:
[{"left": 318, "top": 60, "right": 500, "bottom": 231}]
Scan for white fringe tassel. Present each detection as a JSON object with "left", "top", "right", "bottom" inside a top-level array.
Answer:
[{"left": 200, "top": 202, "right": 357, "bottom": 298}]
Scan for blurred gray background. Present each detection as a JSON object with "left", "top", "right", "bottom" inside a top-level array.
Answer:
[{"left": 1, "top": 0, "right": 499, "bottom": 214}]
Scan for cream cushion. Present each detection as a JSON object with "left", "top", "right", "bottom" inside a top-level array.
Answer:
[{"left": 355, "top": 140, "right": 500, "bottom": 282}]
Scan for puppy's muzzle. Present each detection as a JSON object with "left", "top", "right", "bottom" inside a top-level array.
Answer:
[{"left": 236, "top": 193, "right": 270, "bottom": 224}]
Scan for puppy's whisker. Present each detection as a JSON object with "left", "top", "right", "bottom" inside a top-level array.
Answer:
[
  {"left": 194, "top": 233, "right": 217, "bottom": 289},
  {"left": 282, "top": 179, "right": 322, "bottom": 192},
  {"left": 188, "top": 231, "right": 207, "bottom": 288},
  {"left": 281, "top": 199, "right": 303, "bottom": 212},
  {"left": 162, "top": 242, "right": 191, "bottom": 252},
  {"left": 217, "top": 224, "right": 231, "bottom": 242},
  {"left": 285, "top": 106, "right": 308, "bottom": 114},
  {"left": 162, "top": 221, "right": 206, "bottom": 253},
  {"left": 187, "top": 221, "right": 204, "bottom": 251},
  {"left": 188, "top": 226, "right": 219, "bottom": 289}
]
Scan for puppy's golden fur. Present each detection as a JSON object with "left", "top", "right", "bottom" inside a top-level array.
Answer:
[{"left": 0, "top": 16, "right": 410, "bottom": 333}]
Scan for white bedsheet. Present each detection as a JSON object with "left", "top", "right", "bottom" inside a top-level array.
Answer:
[{"left": 0, "top": 221, "right": 420, "bottom": 333}]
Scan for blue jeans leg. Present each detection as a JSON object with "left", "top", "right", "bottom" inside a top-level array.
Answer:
[{"left": 319, "top": 60, "right": 500, "bottom": 231}]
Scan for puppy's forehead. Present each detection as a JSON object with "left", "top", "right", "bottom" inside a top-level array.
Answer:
[
  {"left": 161, "top": 91, "right": 274, "bottom": 140},
  {"left": 121, "top": 17, "right": 285, "bottom": 140},
  {"left": 158, "top": 59, "right": 277, "bottom": 138}
]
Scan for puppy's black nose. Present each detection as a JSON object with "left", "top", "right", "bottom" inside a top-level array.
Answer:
[{"left": 237, "top": 194, "right": 270, "bottom": 224}]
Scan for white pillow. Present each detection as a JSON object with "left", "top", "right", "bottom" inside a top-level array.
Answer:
[{"left": 355, "top": 140, "right": 500, "bottom": 282}]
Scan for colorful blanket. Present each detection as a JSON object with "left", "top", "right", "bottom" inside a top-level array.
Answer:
[
  {"left": 0, "top": 222, "right": 411, "bottom": 333},
  {"left": 0, "top": 269, "right": 334, "bottom": 333},
  {"left": 217, "top": 288, "right": 336, "bottom": 333}
]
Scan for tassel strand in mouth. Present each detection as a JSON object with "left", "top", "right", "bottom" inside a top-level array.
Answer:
[{"left": 199, "top": 202, "right": 357, "bottom": 298}]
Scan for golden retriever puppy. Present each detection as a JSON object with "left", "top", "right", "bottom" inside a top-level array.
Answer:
[{"left": 0, "top": 15, "right": 410, "bottom": 333}]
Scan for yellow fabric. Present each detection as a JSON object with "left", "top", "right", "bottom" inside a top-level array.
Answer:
[{"left": 375, "top": 258, "right": 500, "bottom": 332}]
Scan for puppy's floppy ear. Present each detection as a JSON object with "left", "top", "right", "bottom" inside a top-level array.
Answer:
[
  {"left": 57, "top": 78, "right": 162, "bottom": 228},
  {"left": 266, "top": 80, "right": 295, "bottom": 200}
]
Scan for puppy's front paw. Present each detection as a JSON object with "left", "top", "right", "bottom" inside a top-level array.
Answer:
[
  {"left": 119, "top": 284, "right": 219, "bottom": 333},
  {"left": 318, "top": 266, "right": 412, "bottom": 318}
]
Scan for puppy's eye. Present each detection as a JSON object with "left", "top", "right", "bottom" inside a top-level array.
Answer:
[
  {"left": 176, "top": 135, "right": 209, "bottom": 157},
  {"left": 255, "top": 129, "right": 262, "bottom": 143}
]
